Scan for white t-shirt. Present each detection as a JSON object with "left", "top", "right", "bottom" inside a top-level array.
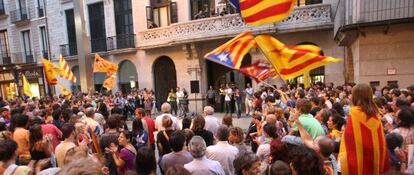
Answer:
[{"left": 225, "top": 88, "right": 232, "bottom": 101}]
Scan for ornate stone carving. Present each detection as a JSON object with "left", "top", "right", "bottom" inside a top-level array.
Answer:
[{"left": 138, "top": 4, "right": 332, "bottom": 49}]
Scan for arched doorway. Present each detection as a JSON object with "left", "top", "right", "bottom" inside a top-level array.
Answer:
[
  {"left": 207, "top": 53, "right": 252, "bottom": 89},
  {"left": 94, "top": 72, "right": 106, "bottom": 92},
  {"left": 71, "top": 66, "right": 81, "bottom": 92},
  {"left": 118, "top": 60, "right": 138, "bottom": 93},
  {"left": 153, "top": 56, "right": 177, "bottom": 108}
]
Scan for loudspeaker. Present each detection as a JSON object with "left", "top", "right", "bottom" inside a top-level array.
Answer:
[{"left": 190, "top": 80, "right": 200, "bottom": 93}]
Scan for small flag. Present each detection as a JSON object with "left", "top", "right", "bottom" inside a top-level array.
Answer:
[
  {"left": 42, "top": 59, "right": 61, "bottom": 85},
  {"left": 239, "top": 62, "right": 278, "bottom": 82},
  {"left": 22, "top": 74, "right": 32, "bottom": 97},
  {"left": 255, "top": 35, "right": 341, "bottom": 80},
  {"left": 93, "top": 54, "right": 118, "bottom": 75},
  {"left": 205, "top": 32, "right": 255, "bottom": 69},
  {"left": 231, "top": 0, "right": 295, "bottom": 26},
  {"left": 59, "top": 55, "right": 76, "bottom": 83},
  {"left": 103, "top": 74, "right": 116, "bottom": 90}
]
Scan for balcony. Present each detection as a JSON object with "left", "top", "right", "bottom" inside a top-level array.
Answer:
[
  {"left": 137, "top": 4, "right": 332, "bottom": 49},
  {"left": 0, "top": 2, "right": 6, "bottom": 18},
  {"left": 334, "top": 0, "right": 414, "bottom": 45},
  {"left": 91, "top": 38, "right": 107, "bottom": 53},
  {"left": 12, "top": 52, "right": 35, "bottom": 64},
  {"left": 10, "top": 8, "right": 31, "bottom": 24},
  {"left": 1, "top": 52, "right": 11, "bottom": 65},
  {"left": 60, "top": 43, "right": 78, "bottom": 57},
  {"left": 107, "top": 34, "right": 136, "bottom": 51},
  {"left": 37, "top": 6, "right": 44, "bottom": 18}
]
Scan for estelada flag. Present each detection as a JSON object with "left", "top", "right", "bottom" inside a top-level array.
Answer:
[
  {"left": 59, "top": 55, "right": 76, "bottom": 83},
  {"left": 42, "top": 59, "right": 61, "bottom": 85},
  {"left": 339, "top": 107, "right": 389, "bottom": 175},
  {"left": 230, "top": 0, "right": 295, "bottom": 26},
  {"left": 103, "top": 74, "right": 116, "bottom": 90},
  {"left": 255, "top": 35, "right": 341, "bottom": 80},
  {"left": 239, "top": 62, "right": 278, "bottom": 82},
  {"left": 205, "top": 31, "right": 256, "bottom": 70},
  {"left": 93, "top": 54, "right": 118, "bottom": 75}
]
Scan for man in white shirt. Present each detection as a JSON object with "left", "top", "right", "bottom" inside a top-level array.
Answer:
[
  {"left": 206, "top": 125, "right": 239, "bottom": 175},
  {"left": 224, "top": 84, "right": 233, "bottom": 115},
  {"left": 176, "top": 87, "right": 185, "bottom": 117},
  {"left": 244, "top": 83, "right": 254, "bottom": 117},
  {"left": 155, "top": 102, "right": 180, "bottom": 131},
  {"left": 203, "top": 106, "right": 220, "bottom": 135},
  {"left": 184, "top": 136, "right": 225, "bottom": 175}
]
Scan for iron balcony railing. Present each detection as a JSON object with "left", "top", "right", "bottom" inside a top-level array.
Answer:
[
  {"left": 107, "top": 34, "right": 135, "bottom": 51},
  {"left": 37, "top": 6, "right": 44, "bottom": 17},
  {"left": 12, "top": 52, "right": 35, "bottom": 64},
  {"left": 0, "top": 1, "right": 5, "bottom": 16},
  {"left": 1, "top": 52, "right": 11, "bottom": 65},
  {"left": 10, "top": 8, "right": 31, "bottom": 23},
  {"left": 91, "top": 38, "right": 107, "bottom": 53},
  {"left": 60, "top": 43, "right": 77, "bottom": 57}
]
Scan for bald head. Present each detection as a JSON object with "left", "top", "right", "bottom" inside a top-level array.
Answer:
[
  {"left": 85, "top": 107, "right": 94, "bottom": 118},
  {"left": 265, "top": 114, "right": 277, "bottom": 125}
]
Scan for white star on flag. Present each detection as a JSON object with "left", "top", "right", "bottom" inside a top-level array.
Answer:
[{"left": 218, "top": 53, "right": 229, "bottom": 62}]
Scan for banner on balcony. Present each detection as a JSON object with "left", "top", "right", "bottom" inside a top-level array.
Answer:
[
  {"left": 255, "top": 35, "right": 341, "bottom": 80},
  {"left": 231, "top": 0, "right": 295, "bottom": 26},
  {"left": 204, "top": 31, "right": 255, "bottom": 70}
]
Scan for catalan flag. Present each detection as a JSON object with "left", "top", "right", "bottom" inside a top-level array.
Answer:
[
  {"left": 231, "top": 0, "right": 295, "bottom": 26},
  {"left": 239, "top": 62, "right": 278, "bottom": 82},
  {"left": 93, "top": 54, "right": 118, "bottom": 75},
  {"left": 205, "top": 32, "right": 255, "bottom": 69},
  {"left": 42, "top": 59, "right": 61, "bottom": 85},
  {"left": 255, "top": 35, "right": 341, "bottom": 80},
  {"left": 59, "top": 84, "right": 71, "bottom": 96},
  {"left": 339, "top": 107, "right": 389, "bottom": 175},
  {"left": 103, "top": 73, "right": 116, "bottom": 90},
  {"left": 59, "top": 55, "right": 76, "bottom": 83},
  {"left": 22, "top": 74, "right": 32, "bottom": 97}
]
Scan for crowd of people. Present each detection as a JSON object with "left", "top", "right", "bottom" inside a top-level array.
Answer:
[{"left": 0, "top": 82, "right": 413, "bottom": 175}]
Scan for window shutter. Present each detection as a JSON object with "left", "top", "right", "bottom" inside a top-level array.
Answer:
[{"left": 170, "top": 2, "right": 178, "bottom": 23}]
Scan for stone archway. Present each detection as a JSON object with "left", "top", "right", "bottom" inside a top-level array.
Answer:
[
  {"left": 118, "top": 60, "right": 138, "bottom": 93},
  {"left": 153, "top": 56, "right": 177, "bottom": 108}
]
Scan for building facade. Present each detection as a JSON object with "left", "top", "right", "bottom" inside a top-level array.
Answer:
[
  {"left": 1, "top": 0, "right": 413, "bottom": 112},
  {"left": 0, "top": 0, "right": 49, "bottom": 99}
]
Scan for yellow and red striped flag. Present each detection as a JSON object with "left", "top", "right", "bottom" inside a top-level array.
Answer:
[
  {"left": 205, "top": 31, "right": 256, "bottom": 69},
  {"left": 59, "top": 55, "right": 76, "bottom": 83},
  {"left": 103, "top": 73, "right": 116, "bottom": 90},
  {"left": 339, "top": 107, "right": 389, "bottom": 175},
  {"left": 255, "top": 35, "right": 341, "bottom": 80},
  {"left": 42, "top": 59, "right": 61, "bottom": 85},
  {"left": 93, "top": 54, "right": 118, "bottom": 75},
  {"left": 235, "top": 0, "right": 295, "bottom": 26}
]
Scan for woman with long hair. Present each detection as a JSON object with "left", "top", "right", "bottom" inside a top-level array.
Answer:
[
  {"left": 108, "top": 130, "right": 136, "bottom": 175},
  {"left": 339, "top": 84, "right": 389, "bottom": 175},
  {"left": 191, "top": 115, "right": 214, "bottom": 146},
  {"left": 29, "top": 124, "right": 51, "bottom": 162}
]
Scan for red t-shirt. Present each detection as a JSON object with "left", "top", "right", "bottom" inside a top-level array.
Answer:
[
  {"left": 41, "top": 124, "right": 63, "bottom": 151},
  {"left": 143, "top": 117, "right": 155, "bottom": 144}
]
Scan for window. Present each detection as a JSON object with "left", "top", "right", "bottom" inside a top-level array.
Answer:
[
  {"left": 0, "top": 30, "right": 10, "bottom": 58},
  {"left": 21, "top": 30, "right": 33, "bottom": 62},
  {"left": 39, "top": 26, "right": 48, "bottom": 58},
  {"left": 37, "top": 0, "right": 44, "bottom": 17},
  {"left": 146, "top": 1, "right": 177, "bottom": 29},
  {"left": 191, "top": 0, "right": 215, "bottom": 20},
  {"left": 114, "top": 0, "right": 134, "bottom": 49},
  {"left": 88, "top": 2, "right": 107, "bottom": 52},
  {"left": 370, "top": 81, "right": 380, "bottom": 88},
  {"left": 65, "top": 9, "right": 77, "bottom": 56},
  {"left": 0, "top": 0, "right": 5, "bottom": 15}
]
